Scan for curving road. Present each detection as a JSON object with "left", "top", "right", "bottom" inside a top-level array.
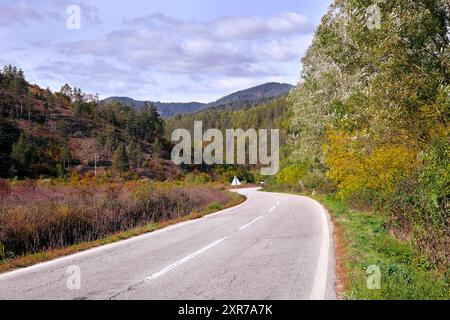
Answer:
[{"left": 0, "top": 188, "right": 336, "bottom": 300}]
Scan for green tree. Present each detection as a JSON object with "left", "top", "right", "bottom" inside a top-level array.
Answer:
[
  {"left": 60, "top": 146, "right": 71, "bottom": 171},
  {"left": 59, "top": 84, "right": 73, "bottom": 99},
  {"left": 56, "top": 163, "right": 65, "bottom": 179},
  {"left": 286, "top": 0, "right": 449, "bottom": 265},
  {"left": 0, "top": 65, "right": 27, "bottom": 97},
  {"left": 10, "top": 132, "right": 37, "bottom": 175},
  {"left": 113, "top": 144, "right": 129, "bottom": 171},
  {"left": 127, "top": 141, "right": 143, "bottom": 169},
  {"left": 149, "top": 103, "right": 164, "bottom": 135}
]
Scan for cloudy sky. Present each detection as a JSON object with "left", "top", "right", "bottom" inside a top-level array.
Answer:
[{"left": 0, "top": 0, "right": 332, "bottom": 102}]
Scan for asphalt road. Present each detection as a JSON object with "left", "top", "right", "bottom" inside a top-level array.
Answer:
[{"left": 0, "top": 188, "right": 336, "bottom": 300}]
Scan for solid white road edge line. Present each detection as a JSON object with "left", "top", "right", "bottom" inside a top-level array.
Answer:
[
  {"left": 309, "top": 199, "right": 331, "bottom": 300},
  {"left": 239, "top": 216, "right": 263, "bottom": 230},
  {"left": 146, "top": 237, "right": 227, "bottom": 281}
]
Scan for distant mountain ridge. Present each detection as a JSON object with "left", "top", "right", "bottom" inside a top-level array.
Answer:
[
  {"left": 101, "top": 98, "right": 205, "bottom": 117},
  {"left": 209, "top": 82, "right": 293, "bottom": 107},
  {"left": 103, "top": 82, "right": 293, "bottom": 117}
]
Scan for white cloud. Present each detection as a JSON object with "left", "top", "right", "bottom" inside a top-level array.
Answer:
[
  {"left": 0, "top": 0, "right": 101, "bottom": 28},
  {"left": 259, "top": 35, "right": 313, "bottom": 61},
  {"left": 266, "top": 12, "right": 309, "bottom": 33},
  {"left": 54, "top": 11, "right": 312, "bottom": 81},
  {"left": 9, "top": 10, "right": 313, "bottom": 100},
  {"left": 209, "top": 77, "right": 263, "bottom": 92},
  {"left": 34, "top": 59, "right": 157, "bottom": 96},
  {"left": 0, "top": 1, "right": 51, "bottom": 26},
  {"left": 124, "top": 12, "right": 313, "bottom": 41},
  {"left": 210, "top": 12, "right": 311, "bottom": 40}
]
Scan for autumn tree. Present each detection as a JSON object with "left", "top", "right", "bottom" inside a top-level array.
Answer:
[{"left": 287, "top": 0, "right": 449, "bottom": 265}]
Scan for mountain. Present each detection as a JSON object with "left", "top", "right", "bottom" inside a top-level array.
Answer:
[
  {"left": 209, "top": 82, "right": 293, "bottom": 108},
  {"left": 103, "top": 82, "right": 293, "bottom": 117},
  {"left": 102, "top": 98, "right": 206, "bottom": 118}
]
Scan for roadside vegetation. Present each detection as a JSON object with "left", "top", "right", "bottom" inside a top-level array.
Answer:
[
  {"left": 260, "top": 0, "right": 449, "bottom": 300},
  {"left": 0, "top": 178, "right": 243, "bottom": 272},
  {"left": 318, "top": 194, "right": 448, "bottom": 300},
  {"left": 263, "top": 185, "right": 448, "bottom": 299},
  {"left": 277, "top": 0, "right": 449, "bottom": 275}
]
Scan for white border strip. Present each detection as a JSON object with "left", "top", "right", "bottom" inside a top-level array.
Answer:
[{"left": 309, "top": 198, "right": 331, "bottom": 300}]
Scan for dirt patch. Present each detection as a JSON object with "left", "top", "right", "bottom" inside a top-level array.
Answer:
[{"left": 330, "top": 214, "right": 350, "bottom": 300}]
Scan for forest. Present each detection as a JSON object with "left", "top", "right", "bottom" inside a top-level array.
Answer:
[
  {"left": 0, "top": 65, "right": 172, "bottom": 180},
  {"left": 282, "top": 0, "right": 449, "bottom": 268}
]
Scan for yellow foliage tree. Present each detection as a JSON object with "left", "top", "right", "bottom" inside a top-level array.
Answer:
[
  {"left": 276, "top": 164, "right": 307, "bottom": 187},
  {"left": 324, "top": 130, "right": 418, "bottom": 201}
]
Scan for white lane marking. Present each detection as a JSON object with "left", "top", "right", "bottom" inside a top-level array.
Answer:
[
  {"left": 309, "top": 199, "right": 331, "bottom": 300},
  {"left": 146, "top": 237, "right": 226, "bottom": 281},
  {"left": 276, "top": 201, "right": 280, "bottom": 205},
  {"left": 239, "top": 216, "right": 263, "bottom": 230},
  {"left": 268, "top": 206, "right": 276, "bottom": 213}
]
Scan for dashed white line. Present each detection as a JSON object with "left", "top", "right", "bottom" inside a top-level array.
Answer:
[
  {"left": 276, "top": 201, "right": 280, "bottom": 205},
  {"left": 239, "top": 216, "right": 263, "bottom": 230},
  {"left": 146, "top": 237, "right": 227, "bottom": 280},
  {"left": 268, "top": 206, "right": 276, "bottom": 213}
]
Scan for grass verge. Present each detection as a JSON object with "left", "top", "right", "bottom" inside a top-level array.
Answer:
[
  {"left": 0, "top": 192, "right": 245, "bottom": 274},
  {"left": 316, "top": 193, "right": 449, "bottom": 300}
]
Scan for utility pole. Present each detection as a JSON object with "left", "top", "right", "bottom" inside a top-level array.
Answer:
[{"left": 94, "top": 153, "right": 98, "bottom": 176}]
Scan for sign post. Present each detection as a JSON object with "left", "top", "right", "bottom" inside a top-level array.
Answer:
[{"left": 231, "top": 176, "right": 241, "bottom": 195}]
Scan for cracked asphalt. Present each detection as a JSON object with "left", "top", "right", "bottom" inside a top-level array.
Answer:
[{"left": 0, "top": 188, "right": 336, "bottom": 300}]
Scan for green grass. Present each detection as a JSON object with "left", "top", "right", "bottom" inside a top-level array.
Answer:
[{"left": 317, "top": 193, "right": 449, "bottom": 300}]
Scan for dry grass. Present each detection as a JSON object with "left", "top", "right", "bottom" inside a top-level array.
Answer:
[
  {"left": 0, "top": 179, "right": 242, "bottom": 270},
  {"left": 0, "top": 192, "right": 244, "bottom": 273},
  {"left": 329, "top": 213, "right": 350, "bottom": 299}
]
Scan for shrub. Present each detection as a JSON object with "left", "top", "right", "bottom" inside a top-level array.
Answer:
[
  {"left": 207, "top": 202, "right": 222, "bottom": 211},
  {"left": 0, "top": 179, "right": 11, "bottom": 200},
  {"left": 0, "top": 181, "right": 232, "bottom": 259},
  {"left": 184, "top": 173, "right": 211, "bottom": 185},
  {"left": 219, "top": 166, "right": 255, "bottom": 184},
  {"left": 276, "top": 163, "right": 307, "bottom": 187},
  {"left": 386, "top": 138, "right": 449, "bottom": 268},
  {"left": 301, "top": 172, "right": 331, "bottom": 190},
  {"left": 324, "top": 130, "right": 417, "bottom": 204}
]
